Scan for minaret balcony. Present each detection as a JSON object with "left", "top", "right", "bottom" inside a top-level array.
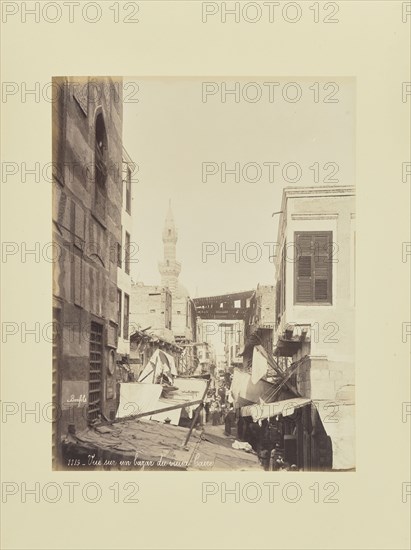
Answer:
[{"left": 158, "top": 260, "right": 181, "bottom": 275}]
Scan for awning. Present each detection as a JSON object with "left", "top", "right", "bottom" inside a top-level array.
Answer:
[
  {"left": 240, "top": 397, "right": 311, "bottom": 422},
  {"left": 230, "top": 368, "right": 276, "bottom": 406}
]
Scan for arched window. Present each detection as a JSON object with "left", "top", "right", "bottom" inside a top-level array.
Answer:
[{"left": 94, "top": 112, "right": 108, "bottom": 220}]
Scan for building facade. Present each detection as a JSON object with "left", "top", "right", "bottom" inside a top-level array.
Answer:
[
  {"left": 116, "top": 147, "right": 134, "bottom": 366},
  {"left": 129, "top": 282, "right": 173, "bottom": 342},
  {"left": 195, "top": 341, "right": 216, "bottom": 375},
  {"left": 221, "top": 321, "right": 244, "bottom": 370},
  {"left": 52, "top": 77, "right": 124, "bottom": 464},
  {"left": 245, "top": 284, "right": 276, "bottom": 355},
  {"left": 273, "top": 185, "right": 355, "bottom": 470}
]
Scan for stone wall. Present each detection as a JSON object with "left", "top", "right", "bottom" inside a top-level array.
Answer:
[
  {"left": 296, "top": 355, "right": 355, "bottom": 469},
  {"left": 256, "top": 284, "right": 276, "bottom": 326},
  {"left": 130, "top": 283, "right": 173, "bottom": 341},
  {"left": 296, "top": 355, "right": 354, "bottom": 401},
  {"left": 53, "top": 77, "right": 123, "bottom": 442}
]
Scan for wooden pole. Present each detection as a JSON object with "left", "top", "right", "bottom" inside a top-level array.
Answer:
[
  {"left": 183, "top": 379, "right": 210, "bottom": 448},
  {"left": 139, "top": 368, "right": 154, "bottom": 383},
  {"left": 101, "top": 398, "right": 205, "bottom": 426}
]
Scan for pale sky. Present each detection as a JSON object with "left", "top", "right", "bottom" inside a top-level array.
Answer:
[{"left": 123, "top": 77, "right": 355, "bottom": 298}]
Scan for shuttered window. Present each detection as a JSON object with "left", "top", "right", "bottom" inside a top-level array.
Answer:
[
  {"left": 294, "top": 232, "right": 332, "bottom": 304},
  {"left": 125, "top": 232, "right": 130, "bottom": 275},
  {"left": 126, "top": 168, "right": 132, "bottom": 214},
  {"left": 275, "top": 242, "right": 287, "bottom": 326},
  {"left": 117, "top": 289, "right": 122, "bottom": 337},
  {"left": 117, "top": 226, "right": 122, "bottom": 268},
  {"left": 282, "top": 243, "right": 286, "bottom": 310},
  {"left": 123, "top": 293, "right": 130, "bottom": 340},
  {"left": 275, "top": 280, "right": 281, "bottom": 325}
]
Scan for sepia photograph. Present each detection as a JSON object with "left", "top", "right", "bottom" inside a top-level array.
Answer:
[
  {"left": 1, "top": 2, "right": 409, "bottom": 549},
  {"left": 52, "top": 76, "right": 355, "bottom": 472}
]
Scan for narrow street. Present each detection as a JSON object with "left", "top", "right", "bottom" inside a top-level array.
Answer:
[{"left": 50, "top": 78, "right": 355, "bottom": 473}]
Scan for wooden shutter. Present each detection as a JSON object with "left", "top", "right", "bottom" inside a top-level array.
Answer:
[
  {"left": 117, "top": 289, "right": 122, "bottom": 337},
  {"left": 282, "top": 242, "right": 287, "bottom": 313},
  {"left": 313, "top": 233, "right": 332, "bottom": 302},
  {"left": 275, "top": 280, "right": 281, "bottom": 325},
  {"left": 275, "top": 243, "right": 287, "bottom": 325},
  {"left": 123, "top": 294, "right": 130, "bottom": 339},
  {"left": 295, "top": 232, "right": 332, "bottom": 304},
  {"left": 296, "top": 233, "right": 314, "bottom": 302},
  {"left": 126, "top": 170, "right": 132, "bottom": 214},
  {"left": 125, "top": 232, "right": 130, "bottom": 274}
]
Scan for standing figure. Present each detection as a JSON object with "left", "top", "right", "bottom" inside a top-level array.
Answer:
[
  {"left": 211, "top": 400, "right": 221, "bottom": 426},
  {"left": 224, "top": 404, "right": 235, "bottom": 436}
]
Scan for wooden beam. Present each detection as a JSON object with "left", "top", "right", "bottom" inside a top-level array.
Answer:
[
  {"left": 183, "top": 378, "right": 211, "bottom": 448},
  {"left": 100, "top": 398, "right": 205, "bottom": 425}
]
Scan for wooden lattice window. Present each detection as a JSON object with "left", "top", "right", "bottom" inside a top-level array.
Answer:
[{"left": 88, "top": 322, "right": 103, "bottom": 421}]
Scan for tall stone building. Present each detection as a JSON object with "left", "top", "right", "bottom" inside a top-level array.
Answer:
[
  {"left": 158, "top": 203, "right": 197, "bottom": 371},
  {"left": 273, "top": 185, "right": 355, "bottom": 470},
  {"left": 116, "top": 147, "right": 135, "bottom": 367},
  {"left": 52, "top": 77, "right": 124, "bottom": 465},
  {"left": 158, "top": 201, "right": 181, "bottom": 293}
]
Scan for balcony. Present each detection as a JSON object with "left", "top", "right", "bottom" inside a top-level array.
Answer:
[{"left": 274, "top": 323, "right": 311, "bottom": 357}]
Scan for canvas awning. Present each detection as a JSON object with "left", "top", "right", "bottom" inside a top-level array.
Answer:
[
  {"left": 138, "top": 349, "right": 178, "bottom": 384},
  {"left": 240, "top": 397, "right": 311, "bottom": 422},
  {"left": 116, "top": 377, "right": 209, "bottom": 426},
  {"left": 230, "top": 368, "right": 276, "bottom": 406}
]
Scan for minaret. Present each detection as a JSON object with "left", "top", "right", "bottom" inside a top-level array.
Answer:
[{"left": 158, "top": 201, "right": 181, "bottom": 293}]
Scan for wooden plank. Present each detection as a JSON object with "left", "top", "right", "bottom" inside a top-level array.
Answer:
[
  {"left": 101, "top": 398, "right": 205, "bottom": 425},
  {"left": 183, "top": 379, "right": 210, "bottom": 447}
]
